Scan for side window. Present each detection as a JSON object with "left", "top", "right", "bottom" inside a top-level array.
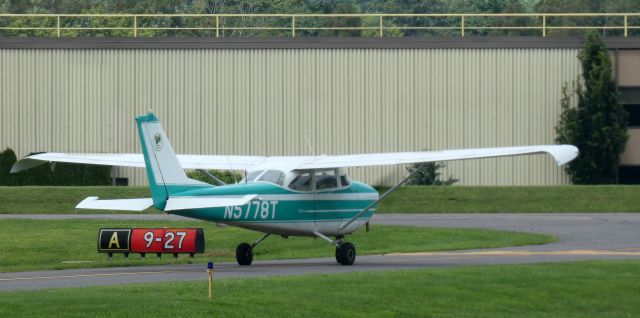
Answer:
[
  {"left": 257, "top": 170, "right": 285, "bottom": 186},
  {"left": 315, "top": 170, "right": 338, "bottom": 190},
  {"left": 289, "top": 172, "right": 312, "bottom": 191}
]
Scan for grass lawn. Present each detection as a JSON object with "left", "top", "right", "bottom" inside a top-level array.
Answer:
[
  {"left": 0, "top": 219, "right": 554, "bottom": 272},
  {"left": 377, "top": 185, "right": 640, "bottom": 213},
  {"left": 0, "top": 186, "right": 155, "bottom": 214},
  {"left": 1, "top": 185, "right": 640, "bottom": 214},
  {"left": 1, "top": 260, "right": 639, "bottom": 317}
]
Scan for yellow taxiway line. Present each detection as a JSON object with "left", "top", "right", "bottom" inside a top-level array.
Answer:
[{"left": 0, "top": 270, "right": 181, "bottom": 282}]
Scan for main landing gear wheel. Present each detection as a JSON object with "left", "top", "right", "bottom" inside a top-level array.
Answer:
[
  {"left": 335, "top": 242, "right": 356, "bottom": 265},
  {"left": 236, "top": 242, "right": 253, "bottom": 266}
]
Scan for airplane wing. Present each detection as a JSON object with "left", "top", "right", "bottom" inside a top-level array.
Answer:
[
  {"left": 10, "top": 152, "right": 266, "bottom": 173},
  {"left": 164, "top": 194, "right": 258, "bottom": 211},
  {"left": 290, "top": 145, "right": 579, "bottom": 170},
  {"left": 76, "top": 196, "right": 154, "bottom": 211},
  {"left": 11, "top": 145, "right": 578, "bottom": 174}
]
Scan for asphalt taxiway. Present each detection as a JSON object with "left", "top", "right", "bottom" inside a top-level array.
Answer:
[{"left": 1, "top": 213, "right": 640, "bottom": 291}]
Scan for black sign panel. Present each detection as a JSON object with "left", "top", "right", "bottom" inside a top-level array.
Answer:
[{"left": 98, "top": 228, "right": 131, "bottom": 252}]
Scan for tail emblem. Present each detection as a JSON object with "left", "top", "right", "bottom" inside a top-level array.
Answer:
[{"left": 153, "top": 133, "right": 163, "bottom": 151}]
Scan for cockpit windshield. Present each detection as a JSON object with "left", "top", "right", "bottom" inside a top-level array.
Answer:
[
  {"left": 244, "top": 170, "right": 286, "bottom": 186},
  {"left": 246, "top": 170, "right": 264, "bottom": 182},
  {"left": 257, "top": 170, "right": 285, "bottom": 186}
]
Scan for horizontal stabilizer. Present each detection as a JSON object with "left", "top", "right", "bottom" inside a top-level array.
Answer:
[
  {"left": 76, "top": 197, "right": 154, "bottom": 211},
  {"left": 164, "top": 194, "right": 258, "bottom": 211}
]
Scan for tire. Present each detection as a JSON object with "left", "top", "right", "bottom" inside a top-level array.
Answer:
[
  {"left": 335, "top": 242, "right": 356, "bottom": 265},
  {"left": 236, "top": 242, "right": 253, "bottom": 266}
]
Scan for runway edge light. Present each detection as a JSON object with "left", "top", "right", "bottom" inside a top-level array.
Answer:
[{"left": 207, "top": 261, "right": 215, "bottom": 300}]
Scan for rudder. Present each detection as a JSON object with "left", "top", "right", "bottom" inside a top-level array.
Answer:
[{"left": 135, "top": 112, "right": 208, "bottom": 210}]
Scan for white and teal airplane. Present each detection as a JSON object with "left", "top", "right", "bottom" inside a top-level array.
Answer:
[{"left": 12, "top": 112, "right": 579, "bottom": 265}]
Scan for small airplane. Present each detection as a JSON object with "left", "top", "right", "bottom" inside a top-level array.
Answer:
[{"left": 11, "top": 112, "right": 579, "bottom": 265}]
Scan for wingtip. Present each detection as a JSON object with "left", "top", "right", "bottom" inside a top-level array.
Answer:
[
  {"left": 554, "top": 145, "right": 579, "bottom": 166},
  {"left": 10, "top": 157, "right": 48, "bottom": 173}
]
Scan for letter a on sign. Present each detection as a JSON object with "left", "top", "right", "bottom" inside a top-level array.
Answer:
[
  {"left": 109, "top": 232, "right": 121, "bottom": 249},
  {"left": 98, "top": 228, "right": 131, "bottom": 252}
]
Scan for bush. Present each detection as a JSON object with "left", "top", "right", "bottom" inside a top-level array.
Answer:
[{"left": 405, "top": 162, "right": 458, "bottom": 186}]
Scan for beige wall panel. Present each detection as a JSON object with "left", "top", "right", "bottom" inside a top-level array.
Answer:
[
  {"left": 0, "top": 48, "right": 580, "bottom": 186},
  {"left": 617, "top": 50, "right": 640, "bottom": 87},
  {"left": 621, "top": 128, "right": 640, "bottom": 165}
]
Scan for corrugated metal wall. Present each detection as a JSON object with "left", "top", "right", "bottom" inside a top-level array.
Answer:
[{"left": 0, "top": 48, "right": 580, "bottom": 186}]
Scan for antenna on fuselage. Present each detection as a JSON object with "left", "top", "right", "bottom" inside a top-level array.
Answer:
[{"left": 304, "top": 134, "right": 316, "bottom": 157}]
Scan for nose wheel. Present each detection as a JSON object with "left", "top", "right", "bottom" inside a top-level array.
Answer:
[
  {"left": 335, "top": 242, "right": 356, "bottom": 265},
  {"left": 235, "top": 242, "right": 254, "bottom": 265}
]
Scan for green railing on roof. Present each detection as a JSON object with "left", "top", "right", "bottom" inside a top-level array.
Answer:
[{"left": 1, "top": 13, "right": 640, "bottom": 37}]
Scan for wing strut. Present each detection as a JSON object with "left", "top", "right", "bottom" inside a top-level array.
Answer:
[
  {"left": 197, "top": 169, "right": 226, "bottom": 186},
  {"left": 339, "top": 166, "right": 424, "bottom": 231}
]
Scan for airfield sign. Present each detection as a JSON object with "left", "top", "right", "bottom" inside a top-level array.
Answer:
[{"left": 97, "top": 228, "right": 205, "bottom": 257}]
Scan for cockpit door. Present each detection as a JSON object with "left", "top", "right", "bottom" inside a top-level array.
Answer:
[{"left": 313, "top": 169, "right": 345, "bottom": 230}]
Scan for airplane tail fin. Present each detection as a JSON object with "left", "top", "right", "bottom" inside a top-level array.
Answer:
[{"left": 135, "top": 112, "right": 208, "bottom": 210}]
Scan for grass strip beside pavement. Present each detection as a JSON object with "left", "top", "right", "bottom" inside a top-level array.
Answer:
[
  {"left": 1, "top": 185, "right": 638, "bottom": 214},
  {"left": 0, "top": 186, "right": 155, "bottom": 214},
  {"left": 377, "top": 185, "right": 640, "bottom": 213},
  {"left": 1, "top": 260, "right": 639, "bottom": 317},
  {"left": 0, "top": 219, "right": 554, "bottom": 272}
]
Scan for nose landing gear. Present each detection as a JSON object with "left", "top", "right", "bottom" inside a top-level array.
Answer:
[{"left": 235, "top": 233, "right": 271, "bottom": 266}]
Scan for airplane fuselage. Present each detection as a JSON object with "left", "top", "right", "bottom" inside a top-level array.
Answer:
[{"left": 167, "top": 181, "right": 379, "bottom": 237}]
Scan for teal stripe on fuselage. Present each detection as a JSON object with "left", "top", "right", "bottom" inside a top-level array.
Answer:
[{"left": 168, "top": 181, "right": 378, "bottom": 224}]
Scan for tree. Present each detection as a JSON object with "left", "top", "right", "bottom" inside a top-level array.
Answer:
[
  {"left": 555, "top": 31, "right": 628, "bottom": 184},
  {"left": 405, "top": 162, "right": 458, "bottom": 186}
]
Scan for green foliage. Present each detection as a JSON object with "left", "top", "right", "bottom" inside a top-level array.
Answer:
[
  {"left": 4, "top": 0, "right": 640, "bottom": 37},
  {"left": 405, "top": 162, "right": 458, "bottom": 186},
  {"left": 555, "top": 31, "right": 628, "bottom": 184},
  {"left": 0, "top": 148, "right": 17, "bottom": 185},
  {"left": 186, "top": 169, "right": 243, "bottom": 185},
  {"left": 535, "top": 0, "right": 640, "bottom": 36},
  {"left": 81, "top": 164, "right": 112, "bottom": 186}
]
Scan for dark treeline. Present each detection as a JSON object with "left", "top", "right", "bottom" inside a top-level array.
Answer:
[
  {"left": 1, "top": 0, "right": 640, "bottom": 36},
  {"left": 2, "top": 0, "right": 639, "bottom": 14}
]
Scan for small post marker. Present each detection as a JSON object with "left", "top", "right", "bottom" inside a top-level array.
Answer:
[{"left": 207, "top": 262, "right": 214, "bottom": 299}]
